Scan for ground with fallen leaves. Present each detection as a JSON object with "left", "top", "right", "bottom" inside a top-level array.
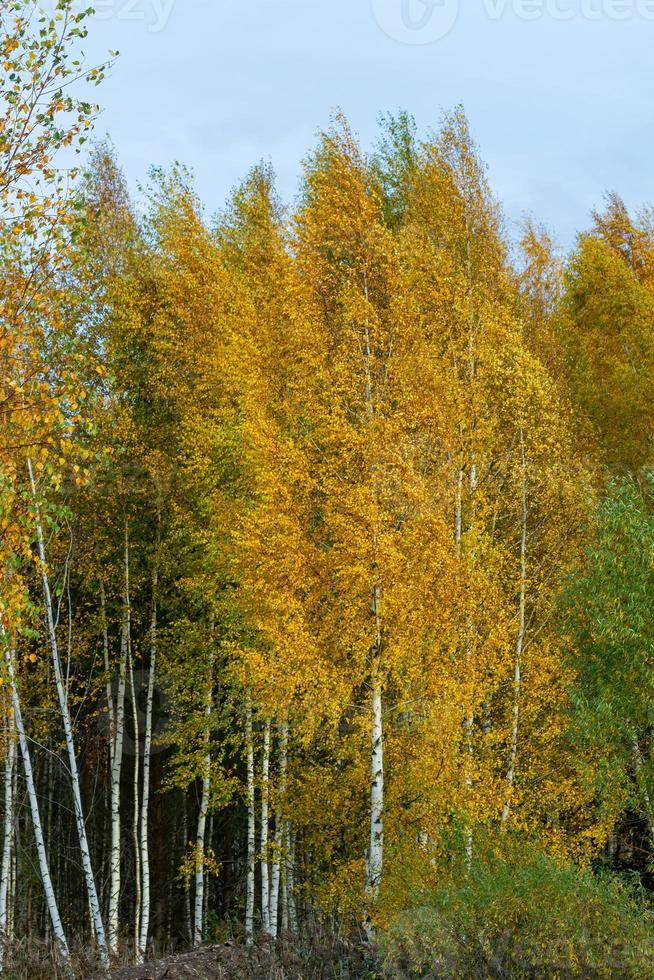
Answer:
[{"left": 98, "top": 938, "right": 380, "bottom": 980}]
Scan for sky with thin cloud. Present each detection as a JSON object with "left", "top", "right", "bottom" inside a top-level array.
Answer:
[{"left": 80, "top": 0, "right": 653, "bottom": 248}]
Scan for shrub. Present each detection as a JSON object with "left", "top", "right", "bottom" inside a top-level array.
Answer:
[{"left": 381, "top": 835, "right": 654, "bottom": 978}]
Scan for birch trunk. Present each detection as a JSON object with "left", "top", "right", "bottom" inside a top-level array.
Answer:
[
  {"left": 6, "top": 767, "right": 15, "bottom": 947},
  {"left": 462, "top": 213, "right": 478, "bottom": 868},
  {"left": 464, "top": 458, "right": 477, "bottom": 867},
  {"left": 108, "top": 527, "right": 130, "bottom": 956},
  {"left": 129, "top": 653, "right": 141, "bottom": 953},
  {"left": 245, "top": 700, "right": 255, "bottom": 945},
  {"left": 1, "top": 636, "right": 68, "bottom": 959},
  {"left": 0, "top": 704, "right": 15, "bottom": 961},
  {"left": 285, "top": 826, "right": 297, "bottom": 933},
  {"left": 366, "top": 670, "right": 384, "bottom": 906},
  {"left": 193, "top": 673, "right": 212, "bottom": 947},
  {"left": 8, "top": 752, "right": 15, "bottom": 944},
  {"left": 269, "top": 716, "right": 288, "bottom": 938},
  {"left": 501, "top": 430, "right": 528, "bottom": 829},
  {"left": 361, "top": 263, "right": 385, "bottom": 921},
  {"left": 137, "top": 564, "right": 157, "bottom": 962},
  {"left": 260, "top": 717, "right": 271, "bottom": 934},
  {"left": 364, "top": 572, "right": 384, "bottom": 944},
  {"left": 27, "top": 459, "right": 108, "bottom": 966}
]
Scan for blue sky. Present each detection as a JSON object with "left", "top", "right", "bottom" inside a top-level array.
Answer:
[{"left": 79, "top": 0, "right": 653, "bottom": 249}]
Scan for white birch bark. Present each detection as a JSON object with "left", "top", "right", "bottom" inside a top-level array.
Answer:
[
  {"left": 137, "top": 563, "right": 157, "bottom": 962},
  {"left": 8, "top": 762, "right": 16, "bottom": 945},
  {"left": 360, "top": 263, "right": 385, "bottom": 930},
  {"left": 108, "top": 527, "right": 130, "bottom": 956},
  {"left": 364, "top": 576, "right": 384, "bottom": 942},
  {"left": 285, "top": 826, "right": 297, "bottom": 933},
  {"left": 260, "top": 717, "right": 271, "bottom": 934},
  {"left": 27, "top": 459, "right": 108, "bottom": 966},
  {"left": 501, "top": 429, "right": 528, "bottom": 829},
  {"left": 193, "top": 671, "right": 212, "bottom": 947},
  {"left": 366, "top": 667, "right": 384, "bottom": 906},
  {"left": 1, "top": 635, "right": 68, "bottom": 959},
  {"left": 129, "top": 653, "right": 141, "bottom": 953},
  {"left": 245, "top": 700, "right": 255, "bottom": 945},
  {"left": 0, "top": 703, "right": 15, "bottom": 963},
  {"left": 269, "top": 716, "right": 288, "bottom": 938}
]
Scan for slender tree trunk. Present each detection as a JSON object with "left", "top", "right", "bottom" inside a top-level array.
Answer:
[
  {"left": 245, "top": 700, "right": 255, "bottom": 945},
  {"left": 260, "top": 717, "right": 271, "bottom": 935},
  {"left": 463, "top": 457, "right": 478, "bottom": 867},
  {"left": 269, "top": 716, "right": 288, "bottom": 938},
  {"left": 45, "top": 740, "right": 54, "bottom": 918},
  {"left": 27, "top": 459, "right": 108, "bottom": 966},
  {"left": 1, "top": 636, "right": 68, "bottom": 959},
  {"left": 7, "top": 762, "right": 15, "bottom": 947},
  {"left": 366, "top": 669, "right": 384, "bottom": 907},
  {"left": 502, "top": 429, "right": 528, "bottom": 829},
  {"left": 193, "top": 673, "right": 212, "bottom": 947},
  {"left": 455, "top": 472, "right": 475, "bottom": 868},
  {"left": 365, "top": 579, "right": 384, "bottom": 942},
  {"left": 0, "top": 703, "right": 15, "bottom": 964},
  {"left": 361, "top": 265, "right": 385, "bottom": 925},
  {"left": 286, "top": 827, "right": 297, "bottom": 932},
  {"left": 462, "top": 215, "right": 478, "bottom": 869},
  {"left": 129, "top": 652, "right": 141, "bottom": 954},
  {"left": 108, "top": 527, "right": 130, "bottom": 957},
  {"left": 137, "top": 563, "right": 158, "bottom": 962}
]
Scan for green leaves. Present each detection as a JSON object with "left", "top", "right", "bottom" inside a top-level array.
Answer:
[{"left": 563, "top": 473, "right": 654, "bottom": 836}]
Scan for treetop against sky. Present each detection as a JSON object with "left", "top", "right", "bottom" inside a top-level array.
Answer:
[{"left": 56, "top": 0, "right": 653, "bottom": 249}]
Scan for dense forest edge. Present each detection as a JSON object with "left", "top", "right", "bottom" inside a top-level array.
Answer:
[{"left": 3, "top": 3, "right": 654, "bottom": 977}]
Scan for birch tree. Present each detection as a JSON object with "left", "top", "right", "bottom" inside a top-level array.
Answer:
[
  {"left": 107, "top": 529, "right": 130, "bottom": 955},
  {"left": 137, "top": 560, "right": 158, "bottom": 961},
  {"left": 0, "top": 4, "right": 107, "bottom": 958},
  {"left": 129, "top": 650, "right": 141, "bottom": 952},
  {"left": 245, "top": 700, "right": 256, "bottom": 944},
  {"left": 268, "top": 716, "right": 288, "bottom": 938},
  {"left": 1, "top": 627, "right": 68, "bottom": 959},
  {"left": 259, "top": 717, "right": 271, "bottom": 934},
  {"left": 193, "top": 674, "right": 212, "bottom": 948},
  {"left": 0, "top": 702, "right": 15, "bottom": 962},
  {"left": 27, "top": 459, "right": 108, "bottom": 965},
  {"left": 293, "top": 116, "right": 451, "bottom": 918}
]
